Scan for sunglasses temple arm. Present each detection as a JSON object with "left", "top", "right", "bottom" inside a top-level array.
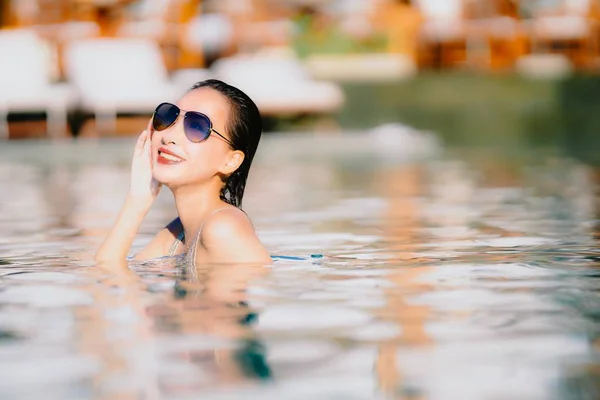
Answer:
[{"left": 212, "top": 129, "right": 234, "bottom": 146}]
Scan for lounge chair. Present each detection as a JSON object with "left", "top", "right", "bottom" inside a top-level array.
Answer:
[
  {"left": 210, "top": 51, "right": 344, "bottom": 116},
  {"left": 414, "top": 0, "right": 468, "bottom": 69},
  {"left": 528, "top": 0, "right": 599, "bottom": 68},
  {"left": 63, "top": 38, "right": 179, "bottom": 135},
  {"left": 465, "top": 0, "right": 527, "bottom": 71},
  {"left": 0, "top": 29, "right": 74, "bottom": 139}
]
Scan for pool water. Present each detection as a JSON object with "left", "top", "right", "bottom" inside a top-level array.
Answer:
[{"left": 0, "top": 131, "right": 599, "bottom": 400}]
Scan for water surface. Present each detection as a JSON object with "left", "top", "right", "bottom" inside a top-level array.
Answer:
[{"left": 0, "top": 132, "right": 599, "bottom": 400}]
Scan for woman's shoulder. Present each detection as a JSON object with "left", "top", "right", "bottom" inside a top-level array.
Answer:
[
  {"left": 198, "top": 207, "right": 271, "bottom": 263},
  {"left": 200, "top": 207, "right": 255, "bottom": 243}
]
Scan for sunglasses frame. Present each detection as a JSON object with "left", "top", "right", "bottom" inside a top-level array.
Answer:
[{"left": 152, "top": 102, "right": 233, "bottom": 146}]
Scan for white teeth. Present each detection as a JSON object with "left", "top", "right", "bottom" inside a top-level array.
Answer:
[{"left": 160, "top": 152, "right": 183, "bottom": 162}]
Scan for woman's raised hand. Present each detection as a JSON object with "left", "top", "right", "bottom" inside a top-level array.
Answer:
[
  {"left": 129, "top": 123, "right": 161, "bottom": 208},
  {"left": 95, "top": 121, "right": 162, "bottom": 261}
]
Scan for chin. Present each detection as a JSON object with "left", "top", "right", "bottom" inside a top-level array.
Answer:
[
  {"left": 153, "top": 170, "right": 201, "bottom": 191},
  {"left": 152, "top": 168, "right": 182, "bottom": 187}
]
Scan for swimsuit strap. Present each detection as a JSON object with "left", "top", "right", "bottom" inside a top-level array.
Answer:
[
  {"left": 187, "top": 207, "right": 248, "bottom": 267},
  {"left": 168, "top": 228, "right": 186, "bottom": 256},
  {"left": 169, "top": 207, "right": 248, "bottom": 258}
]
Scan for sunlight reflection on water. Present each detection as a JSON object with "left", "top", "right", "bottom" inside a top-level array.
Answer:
[{"left": 0, "top": 132, "right": 599, "bottom": 400}]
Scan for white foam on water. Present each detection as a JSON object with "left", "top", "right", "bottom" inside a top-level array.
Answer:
[
  {"left": 0, "top": 285, "right": 93, "bottom": 308},
  {"left": 266, "top": 339, "right": 340, "bottom": 364},
  {"left": 154, "top": 334, "right": 236, "bottom": 355},
  {"left": 480, "top": 236, "right": 556, "bottom": 247},
  {"left": 331, "top": 253, "right": 395, "bottom": 260},
  {"left": 394, "top": 335, "right": 589, "bottom": 400},
  {"left": 257, "top": 304, "right": 372, "bottom": 332},
  {"left": 407, "top": 288, "right": 563, "bottom": 313},
  {"left": 421, "top": 235, "right": 555, "bottom": 249},
  {"left": 321, "top": 268, "right": 392, "bottom": 276},
  {"left": 344, "top": 296, "right": 388, "bottom": 309},
  {"left": 349, "top": 322, "right": 402, "bottom": 341},
  {"left": 103, "top": 305, "right": 141, "bottom": 323},
  {"left": 156, "top": 359, "right": 211, "bottom": 386},
  {"left": 415, "top": 263, "right": 560, "bottom": 286},
  {"left": 0, "top": 355, "right": 101, "bottom": 388},
  {"left": 297, "top": 290, "right": 351, "bottom": 301},
  {"left": 2, "top": 272, "right": 87, "bottom": 284},
  {"left": 326, "top": 277, "right": 396, "bottom": 289}
]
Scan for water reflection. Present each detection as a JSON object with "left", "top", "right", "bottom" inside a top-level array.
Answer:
[
  {"left": 0, "top": 135, "right": 599, "bottom": 399},
  {"left": 374, "top": 164, "right": 433, "bottom": 398},
  {"left": 81, "top": 258, "right": 273, "bottom": 398}
]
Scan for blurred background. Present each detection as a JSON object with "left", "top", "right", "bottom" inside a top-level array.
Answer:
[
  {"left": 0, "top": 0, "right": 599, "bottom": 160},
  {"left": 2, "top": 3, "right": 600, "bottom": 398}
]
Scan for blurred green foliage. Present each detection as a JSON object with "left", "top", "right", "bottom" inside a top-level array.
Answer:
[
  {"left": 333, "top": 72, "right": 600, "bottom": 165},
  {"left": 291, "top": 13, "right": 387, "bottom": 59}
]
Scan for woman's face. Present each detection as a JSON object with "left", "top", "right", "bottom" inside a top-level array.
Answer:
[{"left": 151, "top": 88, "right": 236, "bottom": 189}]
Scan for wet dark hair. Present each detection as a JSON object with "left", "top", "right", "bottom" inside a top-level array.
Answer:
[{"left": 189, "top": 79, "right": 262, "bottom": 208}]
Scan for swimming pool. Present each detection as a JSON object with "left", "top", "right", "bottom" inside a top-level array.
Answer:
[{"left": 0, "top": 131, "right": 598, "bottom": 399}]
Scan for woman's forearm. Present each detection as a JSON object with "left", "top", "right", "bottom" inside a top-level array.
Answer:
[{"left": 94, "top": 197, "right": 152, "bottom": 261}]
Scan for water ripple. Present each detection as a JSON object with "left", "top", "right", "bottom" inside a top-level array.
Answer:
[{"left": 0, "top": 137, "right": 598, "bottom": 399}]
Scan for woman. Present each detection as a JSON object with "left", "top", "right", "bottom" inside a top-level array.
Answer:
[{"left": 95, "top": 79, "right": 272, "bottom": 265}]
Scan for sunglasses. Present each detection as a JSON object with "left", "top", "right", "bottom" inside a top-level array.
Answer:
[{"left": 152, "top": 102, "right": 233, "bottom": 146}]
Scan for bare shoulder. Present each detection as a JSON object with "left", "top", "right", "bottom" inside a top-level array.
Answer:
[
  {"left": 200, "top": 209, "right": 271, "bottom": 263},
  {"left": 202, "top": 209, "right": 255, "bottom": 239}
]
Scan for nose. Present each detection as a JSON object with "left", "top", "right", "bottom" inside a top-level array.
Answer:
[
  {"left": 160, "top": 127, "right": 176, "bottom": 145},
  {"left": 159, "top": 114, "right": 184, "bottom": 145},
  {"left": 161, "top": 136, "right": 176, "bottom": 145}
]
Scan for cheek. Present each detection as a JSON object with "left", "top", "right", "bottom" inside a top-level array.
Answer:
[
  {"left": 150, "top": 132, "right": 161, "bottom": 159},
  {"left": 186, "top": 143, "right": 226, "bottom": 175}
]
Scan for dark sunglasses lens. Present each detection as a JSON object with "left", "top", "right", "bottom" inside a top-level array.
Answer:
[
  {"left": 183, "top": 113, "right": 211, "bottom": 143},
  {"left": 153, "top": 103, "right": 179, "bottom": 131}
]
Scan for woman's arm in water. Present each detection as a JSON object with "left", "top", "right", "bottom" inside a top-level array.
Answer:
[
  {"left": 94, "top": 127, "right": 162, "bottom": 262},
  {"left": 95, "top": 196, "right": 151, "bottom": 261}
]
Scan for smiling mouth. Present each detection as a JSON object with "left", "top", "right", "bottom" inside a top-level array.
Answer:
[{"left": 158, "top": 150, "right": 185, "bottom": 164}]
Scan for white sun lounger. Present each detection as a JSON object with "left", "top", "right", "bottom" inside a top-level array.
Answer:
[
  {"left": 0, "top": 29, "right": 74, "bottom": 139},
  {"left": 414, "top": 0, "right": 465, "bottom": 42},
  {"left": 210, "top": 52, "right": 345, "bottom": 116},
  {"left": 63, "top": 38, "right": 179, "bottom": 135}
]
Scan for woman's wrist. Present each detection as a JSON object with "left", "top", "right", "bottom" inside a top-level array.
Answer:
[
  {"left": 94, "top": 195, "right": 151, "bottom": 262},
  {"left": 124, "top": 194, "right": 155, "bottom": 214}
]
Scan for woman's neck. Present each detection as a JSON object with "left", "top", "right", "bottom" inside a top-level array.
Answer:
[{"left": 171, "top": 182, "right": 229, "bottom": 240}]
